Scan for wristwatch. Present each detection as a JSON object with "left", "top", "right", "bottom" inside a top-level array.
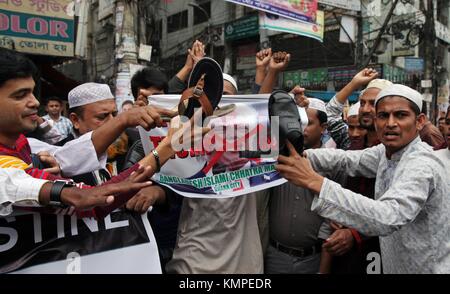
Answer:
[{"left": 49, "top": 180, "right": 75, "bottom": 207}]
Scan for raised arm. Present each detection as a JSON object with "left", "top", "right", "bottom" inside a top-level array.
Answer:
[{"left": 259, "top": 51, "right": 291, "bottom": 94}]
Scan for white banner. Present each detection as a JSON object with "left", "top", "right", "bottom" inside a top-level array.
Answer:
[
  {"left": 140, "top": 94, "right": 288, "bottom": 198},
  {"left": 259, "top": 11, "right": 324, "bottom": 42},
  {"left": 225, "top": 0, "right": 318, "bottom": 24}
]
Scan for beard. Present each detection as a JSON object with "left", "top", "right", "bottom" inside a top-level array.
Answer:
[{"left": 359, "top": 115, "right": 375, "bottom": 131}]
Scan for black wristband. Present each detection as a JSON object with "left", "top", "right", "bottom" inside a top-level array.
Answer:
[
  {"left": 49, "top": 180, "right": 73, "bottom": 207},
  {"left": 152, "top": 149, "right": 161, "bottom": 173}
]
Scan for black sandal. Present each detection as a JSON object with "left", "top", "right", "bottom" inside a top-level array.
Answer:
[
  {"left": 178, "top": 57, "right": 224, "bottom": 121},
  {"left": 268, "top": 90, "right": 305, "bottom": 156}
]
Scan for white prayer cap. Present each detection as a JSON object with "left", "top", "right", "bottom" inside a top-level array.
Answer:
[
  {"left": 308, "top": 98, "right": 327, "bottom": 113},
  {"left": 348, "top": 102, "right": 360, "bottom": 117},
  {"left": 360, "top": 79, "right": 393, "bottom": 98},
  {"left": 68, "top": 82, "right": 114, "bottom": 108},
  {"left": 366, "top": 79, "right": 393, "bottom": 91},
  {"left": 375, "top": 84, "right": 423, "bottom": 112},
  {"left": 223, "top": 73, "right": 238, "bottom": 92}
]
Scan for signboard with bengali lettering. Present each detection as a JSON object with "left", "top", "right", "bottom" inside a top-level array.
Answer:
[
  {"left": 225, "top": 14, "right": 259, "bottom": 41},
  {"left": 0, "top": 0, "right": 75, "bottom": 57}
]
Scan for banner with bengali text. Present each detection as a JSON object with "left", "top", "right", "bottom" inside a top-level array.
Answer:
[
  {"left": 139, "top": 94, "right": 288, "bottom": 198},
  {"left": 0, "top": 0, "right": 74, "bottom": 56}
]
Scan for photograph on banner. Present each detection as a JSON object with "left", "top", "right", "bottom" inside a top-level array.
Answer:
[
  {"left": 0, "top": 0, "right": 75, "bottom": 57},
  {"left": 139, "top": 94, "right": 289, "bottom": 198},
  {"left": 259, "top": 10, "right": 324, "bottom": 42},
  {"left": 225, "top": 0, "right": 318, "bottom": 24},
  {"left": 0, "top": 211, "right": 161, "bottom": 274}
]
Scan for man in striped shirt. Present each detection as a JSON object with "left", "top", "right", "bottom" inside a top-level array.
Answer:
[{"left": 42, "top": 97, "right": 72, "bottom": 142}]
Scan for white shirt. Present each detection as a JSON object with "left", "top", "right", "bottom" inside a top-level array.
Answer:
[
  {"left": 28, "top": 131, "right": 107, "bottom": 177},
  {"left": 305, "top": 137, "right": 450, "bottom": 273},
  {"left": 0, "top": 168, "right": 48, "bottom": 216},
  {"left": 435, "top": 148, "right": 450, "bottom": 168}
]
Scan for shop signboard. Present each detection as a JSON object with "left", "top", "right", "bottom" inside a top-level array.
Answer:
[
  {"left": 225, "top": 14, "right": 259, "bottom": 41},
  {"left": 0, "top": 0, "right": 74, "bottom": 56}
]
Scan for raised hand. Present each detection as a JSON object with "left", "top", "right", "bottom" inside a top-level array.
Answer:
[
  {"left": 290, "top": 85, "right": 309, "bottom": 108},
  {"left": 256, "top": 48, "right": 272, "bottom": 69},
  {"left": 269, "top": 51, "right": 291, "bottom": 72},
  {"left": 187, "top": 40, "right": 206, "bottom": 69},
  {"left": 351, "top": 68, "right": 379, "bottom": 88}
]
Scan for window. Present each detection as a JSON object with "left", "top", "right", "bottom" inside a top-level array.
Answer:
[
  {"left": 193, "top": 2, "right": 211, "bottom": 25},
  {"left": 167, "top": 10, "right": 188, "bottom": 33}
]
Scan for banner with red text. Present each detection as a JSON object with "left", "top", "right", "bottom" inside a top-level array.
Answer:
[{"left": 139, "top": 94, "right": 288, "bottom": 198}]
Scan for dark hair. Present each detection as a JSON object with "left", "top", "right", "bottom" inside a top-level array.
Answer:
[
  {"left": 408, "top": 100, "right": 420, "bottom": 116},
  {"left": 130, "top": 67, "right": 168, "bottom": 98},
  {"left": 447, "top": 105, "right": 450, "bottom": 118},
  {"left": 317, "top": 110, "right": 328, "bottom": 124},
  {"left": 0, "top": 48, "right": 39, "bottom": 88},
  {"left": 121, "top": 100, "right": 134, "bottom": 108},
  {"left": 68, "top": 106, "right": 84, "bottom": 119},
  {"left": 46, "top": 96, "right": 62, "bottom": 105}
]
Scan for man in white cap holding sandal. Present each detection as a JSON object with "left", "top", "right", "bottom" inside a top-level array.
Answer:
[{"left": 276, "top": 84, "right": 450, "bottom": 273}]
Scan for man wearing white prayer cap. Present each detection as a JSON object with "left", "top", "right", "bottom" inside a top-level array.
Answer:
[
  {"left": 358, "top": 79, "right": 393, "bottom": 143},
  {"left": 347, "top": 102, "right": 367, "bottom": 143},
  {"left": 276, "top": 83, "right": 450, "bottom": 273},
  {"left": 222, "top": 73, "right": 238, "bottom": 95},
  {"left": 68, "top": 82, "right": 117, "bottom": 136},
  {"left": 303, "top": 98, "right": 329, "bottom": 150}
]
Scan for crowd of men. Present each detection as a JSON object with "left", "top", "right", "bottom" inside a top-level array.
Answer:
[{"left": 0, "top": 40, "right": 449, "bottom": 274}]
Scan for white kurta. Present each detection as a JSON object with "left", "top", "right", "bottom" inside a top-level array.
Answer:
[
  {"left": 28, "top": 131, "right": 107, "bottom": 177},
  {"left": 305, "top": 136, "right": 450, "bottom": 274},
  {"left": 0, "top": 168, "right": 48, "bottom": 216}
]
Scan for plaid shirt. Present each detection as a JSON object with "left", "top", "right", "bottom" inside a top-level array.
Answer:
[{"left": 42, "top": 115, "right": 73, "bottom": 139}]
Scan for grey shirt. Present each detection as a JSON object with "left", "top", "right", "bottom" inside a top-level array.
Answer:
[
  {"left": 269, "top": 182, "right": 331, "bottom": 248},
  {"left": 305, "top": 136, "right": 450, "bottom": 273},
  {"left": 166, "top": 193, "right": 263, "bottom": 274}
]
